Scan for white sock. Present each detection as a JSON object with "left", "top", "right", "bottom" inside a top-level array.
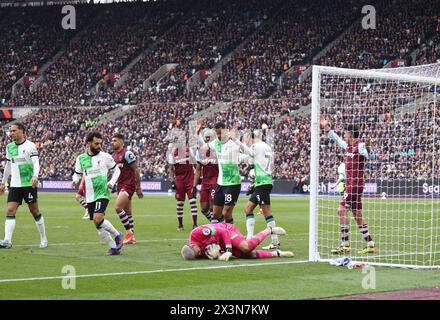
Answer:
[
  {"left": 100, "top": 219, "right": 119, "bottom": 237},
  {"left": 267, "top": 220, "right": 279, "bottom": 244},
  {"left": 97, "top": 229, "right": 117, "bottom": 249},
  {"left": 4, "top": 217, "right": 16, "bottom": 243},
  {"left": 246, "top": 214, "right": 255, "bottom": 240},
  {"left": 35, "top": 215, "right": 47, "bottom": 243}
]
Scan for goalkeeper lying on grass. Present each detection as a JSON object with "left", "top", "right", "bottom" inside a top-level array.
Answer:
[{"left": 181, "top": 222, "right": 294, "bottom": 261}]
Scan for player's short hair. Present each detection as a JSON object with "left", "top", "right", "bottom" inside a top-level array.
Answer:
[
  {"left": 86, "top": 131, "right": 103, "bottom": 143},
  {"left": 252, "top": 129, "right": 263, "bottom": 140},
  {"left": 112, "top": 133, "right": 124, "bottom": 140},
  {"left": 214, "top": 122, "right": 226, "bottom": 130},
  {"left": 347, "top": 124, "right": 359, "bottom": 139},
  {"left": 12, "top": 122, "right": 25, "bottom": 133},
  {"left": 181, "top": 245, "right": 196, "bottom": 260}
]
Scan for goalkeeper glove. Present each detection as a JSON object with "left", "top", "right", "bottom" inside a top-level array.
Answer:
[{"left": 219, "top": 251, "right": 232, "bottom": 262}]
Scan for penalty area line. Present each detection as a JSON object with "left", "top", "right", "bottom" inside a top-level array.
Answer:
[{"left": 0, "top": 260, "right": 309, "bottom": 283}]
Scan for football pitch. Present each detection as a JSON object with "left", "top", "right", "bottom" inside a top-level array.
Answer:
[{"left": 0, "top": 193, "right": 439, "bottom": 300}]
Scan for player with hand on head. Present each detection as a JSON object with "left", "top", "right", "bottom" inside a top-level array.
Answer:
[
  {"left": 0, "top": 123, "right": 47, "bottom": 249},
  {"left": 193, "top": 128, "right": 218, "bottom": 222},
  {"left": 168, "top": 135, "right": 198, "bottom": 231},
  {"left": 111, "top": 134, "right": 143, "bottom": 245},
  {"left": 72, "top": 131, "right": 123, "bottom": 256},
  {"left": 181, "top": 222, "right": 294, "bottom": 261},
  {"left": 196, "top": 121, "right": 245, "bottom": 225},
  {"left": 320, "top": 116, "right": 376, "bottom": 255},
  {"left": 234, "top": 130, "right": 280, "bottom": 249}
]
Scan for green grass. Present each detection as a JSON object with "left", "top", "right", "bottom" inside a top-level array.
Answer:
[{"left": 0, "top": 193, "right": 439, "bottom": 300}]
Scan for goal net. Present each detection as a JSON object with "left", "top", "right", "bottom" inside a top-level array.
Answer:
[{"left": 309, "top": 63, "right": 440, "bottom": 269}]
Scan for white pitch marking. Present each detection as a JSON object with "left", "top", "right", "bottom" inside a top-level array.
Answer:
[
  {"left": 0, "top": 260, "right": 310, "bottom": 283},
  {"left": 12, "top": 238, "right": 186, "bottom": 248}
]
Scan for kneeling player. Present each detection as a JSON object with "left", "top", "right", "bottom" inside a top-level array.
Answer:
[{"left": 181, "top": 223, "right": 294, "bottom": 261}]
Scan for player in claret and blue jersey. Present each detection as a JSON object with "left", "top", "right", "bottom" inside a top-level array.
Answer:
[
  {"left": 320, "top": 116, "right": 377, "bottom": 255},
  {"left": 111, "top": 133, "right": 143, "bottom": 245}
]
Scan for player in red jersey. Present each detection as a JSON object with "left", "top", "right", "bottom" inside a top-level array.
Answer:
[
  {"left": 320, "top": 116, "right": 376, "bottom": 255},
  {"left": 180, "top": 222, "right": 293, "bottom": 261},
  {"left": 75, "top": 175, "right": 89, "bottom": 220},
  {"left": 193, "top": 129, "right": 218, "bottom": 222},
  {"left": 168, "top": 142, "right": 198, "bottom": 231},
  {"left": 111, "top": 134, "right": 143, "bottom": 245}
]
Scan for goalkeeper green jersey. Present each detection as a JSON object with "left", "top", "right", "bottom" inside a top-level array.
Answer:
[
  {"left": 74, "top": 151, "right": 117, "bottom": 202},
  {"left": 5, "top": 140, "right": 39, "bottom": 188}
]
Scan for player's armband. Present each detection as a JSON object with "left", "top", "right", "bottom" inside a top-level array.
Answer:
[{"left": 125, "top": 151, "right": 137, "bottom": 164}]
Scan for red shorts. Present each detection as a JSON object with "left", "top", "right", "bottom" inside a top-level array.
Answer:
[
  {"left": 340, "top": 186, "right": 363, "bottom": 211},
  {"left": 175, "top": 179, "right": 193, "bottom": 201},
  {"left": 77, "top": 180, "right": 85, "bottom": 197},
  {"left": 200, "top": 183, "right": 216, "bottom": 203},
  {"left": 118, "top": 184, "right": 136, "bottom": 200}
]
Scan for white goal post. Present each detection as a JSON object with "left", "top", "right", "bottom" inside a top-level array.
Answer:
[{"left": 309, "top": 64, "right": 440, "bottom": 269}]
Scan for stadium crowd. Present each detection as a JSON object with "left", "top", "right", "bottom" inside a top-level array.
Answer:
[
  {"left": 1, "top": 0, "right": 440, "bottom": 184},
  {"left": 3, "top": 0, "right": 439, "bottom": 107},
  {"left": 0, "top": 6, "right": 83, "bottom": 105},
  {"left": 318, "top": 0, "right": 440, "bottom": 69},
  {"left": 0, "top": 106, "right": 115, "bottom": 180},
  {"left": 11, "top": 1, "right": 183, "bottom": 107},
  {"left": 194, "top": 0, "right": 360, "bottom": 102}
]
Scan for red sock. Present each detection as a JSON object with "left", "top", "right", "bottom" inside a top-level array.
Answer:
[
  {"left": 256, "top": 250, "right": 278, "bottom": 259},
  {"left": 247, "top": 229, "right": 271, "bottom": 251}
]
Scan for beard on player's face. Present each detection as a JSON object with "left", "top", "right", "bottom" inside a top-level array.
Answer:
[{"left": 90, "top": 145, "right": 101, "bottom": 155}]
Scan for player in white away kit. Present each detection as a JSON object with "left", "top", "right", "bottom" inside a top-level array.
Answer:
[
  {"left": 72, "top": 132, "right": 123, "bottom": 256},
  {"left": 238, "top": 130, "right": 282, "bottom": 250},
  {"left": 196, "top": 122, "right": 246, "bottom": 224},
  {"left": 0, "top": 123, "right": 48, "bottom": 249}
]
